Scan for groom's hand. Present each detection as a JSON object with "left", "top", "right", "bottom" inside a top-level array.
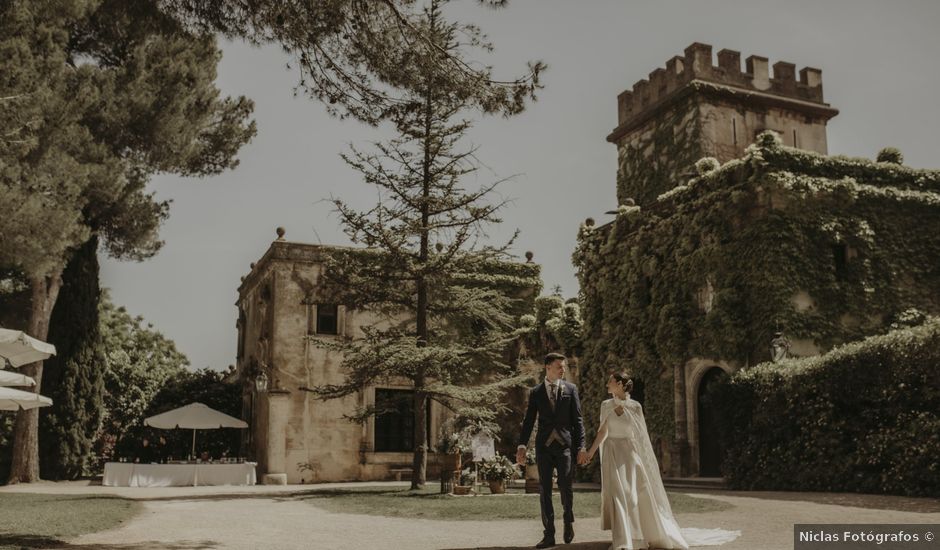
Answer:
[
  {"left": 577, "top": 449, "right": 588, "bottom": 465},
  {"left": 516, "top": 447, "right": 526, "bottom": 466}
]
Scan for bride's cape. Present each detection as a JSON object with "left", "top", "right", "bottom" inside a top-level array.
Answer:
[{"left": 599, "top": 396, "right": 741, "bottom": 547}]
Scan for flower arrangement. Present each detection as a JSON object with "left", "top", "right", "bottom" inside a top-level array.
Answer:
[
  {"left": 525, "top": 447, "right": 537, "bottom": 466},
  {"left": 478, "top": 453, "right": 518, "bottom": 481}
]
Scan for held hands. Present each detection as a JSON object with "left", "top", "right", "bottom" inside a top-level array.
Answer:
[
  {"left": 577, "top": 449, "right": 596, "bottom": 466},
  {"left": 516, "top": 447, "right": 527, "bottom": 466},
  {"left": 576, "top": 449, "right": 589, "bottom": 466}
]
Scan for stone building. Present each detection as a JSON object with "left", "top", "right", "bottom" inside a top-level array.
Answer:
[
  {"left": 575, "top": 43, "right": 940, "bottom": 479},
  {"left": 235, "top": 229, "right": 541, "bottom": 483}
]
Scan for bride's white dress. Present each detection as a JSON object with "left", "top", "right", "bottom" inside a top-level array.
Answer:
[{"left": 599, "top": 396, "right": 741, "bottom": 550}]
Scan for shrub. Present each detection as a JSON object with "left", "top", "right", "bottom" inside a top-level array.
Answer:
[{"left": 711, "top": 318, "right": 940, "bottom": 497}]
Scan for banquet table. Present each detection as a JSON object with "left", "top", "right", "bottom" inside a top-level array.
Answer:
[{"left": 103, "top": 462, "right": 257, "bottom": 487}]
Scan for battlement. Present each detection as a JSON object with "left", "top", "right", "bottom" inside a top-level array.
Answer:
[{"left": 615, "top": 43, "right": 828, "bottom": 129}]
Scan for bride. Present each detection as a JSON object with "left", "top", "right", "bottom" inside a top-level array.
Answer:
[{"left": 582, "top": 372, "right": 739, "bottom": 550}]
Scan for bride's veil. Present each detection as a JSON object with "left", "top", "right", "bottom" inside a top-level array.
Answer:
[
  {"left": 623, "top": 398, "right": 678, "bottom": 521},
  {"left": 597, "top": 397, "right": 678, "bottom": 522},
  {"left": 600, "top": 396, "right": 742, "bottom": 547}
]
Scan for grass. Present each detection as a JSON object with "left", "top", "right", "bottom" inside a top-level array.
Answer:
[
  {"left": 0, "top": 493, "right": 142, "bottom": 549},
  {"left": 300, "top": 485, "right": 733, "bottom": 520}
]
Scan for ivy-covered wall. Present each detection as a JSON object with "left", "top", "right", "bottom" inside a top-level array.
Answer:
[
  {"left": 616, "top": 95, "right": 704, "bottom": 207},
  {"left": 574, "top": 132, "right": 940, "bottom": 475}
]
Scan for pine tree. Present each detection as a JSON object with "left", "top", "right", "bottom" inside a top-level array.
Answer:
[
  {"left": 302, "top": 0, "right": 543, "bottom": 489},
  {"left": 0, "top": 0, "right": 255, "bottom": 483},
  {"left": 161, "top": 0, "right": 535, "bottom": 124}
]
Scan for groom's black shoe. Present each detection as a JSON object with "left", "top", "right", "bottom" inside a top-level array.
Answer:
[
  {"left": 535, "top": 535, "right": 556, "bottom": 548},
  {"left": 563, "top": 522, "right": 574, "bottom": 544}
]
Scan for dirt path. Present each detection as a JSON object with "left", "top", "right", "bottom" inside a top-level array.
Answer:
[{"left": 60, "top": 489, "right": 939, "bottom": 550}]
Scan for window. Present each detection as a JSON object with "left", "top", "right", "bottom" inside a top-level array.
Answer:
[
  {"left": 374, "top": 389, "right": 431, "bottom": 453},
  {"left": 237, "top": 308, "right": 247, "bottom": 359},
  {"left": 832, "top": 244, "right": 848, "bottom": 280},
  {"left": 636, "top": 275, "right": 652, "bottom": 307},
  {"left": 316, "top": 304, "right": 339, "bottom": 335}
]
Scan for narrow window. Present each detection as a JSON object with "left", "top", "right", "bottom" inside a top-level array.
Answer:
[
  {"left": 832, "top": 244, "right": 848, "bottom": 280},
  {"left": 637, "top": 275, "right": 652, "bottom": 307},
  {"left": 792, "top": 129, "right": 798, "bottom": 148},
  {"left": 316, "top": 304, "right": 339, "bottom": 335},
  {"left": 306, "top": 303, "right": 316, "bottom": 335},
  {"left": 237, "top": 308, "right": 247, "bottom": 359},
  {"left": 732, "top": 118, "right": 737, "bottom": 146}
]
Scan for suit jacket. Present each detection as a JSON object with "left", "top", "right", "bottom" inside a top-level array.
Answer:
[{"left": 518, "top": 380, "right": 586, "bottom": 451}]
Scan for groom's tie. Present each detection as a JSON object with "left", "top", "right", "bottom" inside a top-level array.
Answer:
[{"left": 545, "top": 381, "right": 564, "bottom": 447}]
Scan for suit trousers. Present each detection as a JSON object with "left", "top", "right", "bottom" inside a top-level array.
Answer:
[{"left": 536, "top": 441, "right": 575, "bottom": 537}]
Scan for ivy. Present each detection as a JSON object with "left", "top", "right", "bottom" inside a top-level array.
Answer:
[{"left": 575, "top": 132, "right": 940, "bottom": 472}]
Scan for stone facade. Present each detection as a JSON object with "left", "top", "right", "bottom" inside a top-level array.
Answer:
[
  {"left": 234, "top": 234, "right": 451, "bottom": 483},
  {"left": 609, "top": 42, "right": 838, "bottom": 206}
]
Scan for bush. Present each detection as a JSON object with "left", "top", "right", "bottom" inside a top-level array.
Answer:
[{"left": 711, "top": 318, "right": 940, "bottom": 497}]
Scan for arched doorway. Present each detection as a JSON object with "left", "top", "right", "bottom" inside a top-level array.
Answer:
[{"left": 697, "top": 367, "right": 727, "bottom": 477}]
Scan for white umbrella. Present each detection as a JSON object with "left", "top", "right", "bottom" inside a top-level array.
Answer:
[
  {"left": 0, "top": 370, "right": 36, "bottom": 387},
  {"left": 0, "top": 386, "right": 53, "bottom": 411},
  {"left": 0, "top": 328, "right": 57, "bottom": 368},
  {"left": 144, "top": 402, "right": 248, "bottom": 457}
]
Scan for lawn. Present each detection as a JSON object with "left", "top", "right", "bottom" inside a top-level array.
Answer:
[
  {"left": 300, "top": 485, "right": 732, "bottom": 520},
  {"left": 0, "top": 493, "right": 142, "bottom": 549}
]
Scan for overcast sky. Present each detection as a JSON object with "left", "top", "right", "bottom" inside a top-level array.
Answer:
[{"left": 99, "top": 0, "right": 940, "bottom": 370}]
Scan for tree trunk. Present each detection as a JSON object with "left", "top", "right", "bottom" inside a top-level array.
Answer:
[
  {"left": 410, "top": 10, "right": 438, "bottom": 488},
  {"left": 8, "top": 272, "right": 63, "bottom": 484}
]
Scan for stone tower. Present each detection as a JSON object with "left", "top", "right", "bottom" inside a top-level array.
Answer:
[{"left": 608, "top": 42, "right": 839, "bottom": 206}]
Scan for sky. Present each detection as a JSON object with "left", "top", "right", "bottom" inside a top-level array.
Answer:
[{"left": 99, "top": 0, "right": 940, "bottom": 371}]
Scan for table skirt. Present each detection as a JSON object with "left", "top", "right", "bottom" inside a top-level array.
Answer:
[{"left": 103, "top": 462, "right": 257, "bottom": 487}]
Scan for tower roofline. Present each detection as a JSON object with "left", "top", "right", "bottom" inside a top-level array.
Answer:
[
  {"left": 607, "top": 79, "right": 839, "bottom": 143},
  {"left": 608, "top": 43, "right": 837, "bottom": 143}
]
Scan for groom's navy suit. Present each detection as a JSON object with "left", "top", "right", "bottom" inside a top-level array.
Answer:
[{"left": 518, "top": 379, "right": 586, "bottom": 538}]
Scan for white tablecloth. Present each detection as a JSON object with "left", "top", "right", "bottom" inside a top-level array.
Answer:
[{"left": 103, "top": 462, "right": 257, "bottom": 487}]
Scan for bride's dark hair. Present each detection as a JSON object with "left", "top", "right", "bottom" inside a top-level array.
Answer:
[{"left": 610, "top": 371, "right": 634, "bottom": 393}]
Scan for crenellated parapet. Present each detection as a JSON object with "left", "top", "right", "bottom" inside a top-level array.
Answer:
[{"left": 611, "top": 43, "right": 834, "bottom": 142}]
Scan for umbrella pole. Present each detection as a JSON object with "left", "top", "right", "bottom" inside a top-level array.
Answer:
[{"left": 191, "top": 429, "right": 196, "bottom": 458}]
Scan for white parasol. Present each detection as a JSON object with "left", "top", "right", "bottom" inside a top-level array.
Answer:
[
  {"left": 0, "top": 386, "right": 53, "bottom": 411},
  {"left": 0, "top": 370, "right": 36, "bottom": 387},
  {"left": 0, "top": 328, "right": 57, "bottom": 368},
  {"left": 144, "top": 402, "right": 248, "bottom": 457}
]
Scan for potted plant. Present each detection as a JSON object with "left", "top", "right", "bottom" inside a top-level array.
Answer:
[
  {"left": 453, "top": 467, "right": 475, "bottom": 495},
  {"left": 437, "top": 431, "right": 465, "bottom": 473},
  {"left": 479, "top": 453, "right": 517, "bottom": 495}
]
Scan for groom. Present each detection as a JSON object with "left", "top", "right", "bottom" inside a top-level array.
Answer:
[{"left": 517, "top": 352, "right": 587, "bottom": 548}]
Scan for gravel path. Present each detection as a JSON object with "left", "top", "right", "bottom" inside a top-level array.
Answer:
[{"left": 57, "top": 487, "right": 939, "bottom": 550}]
